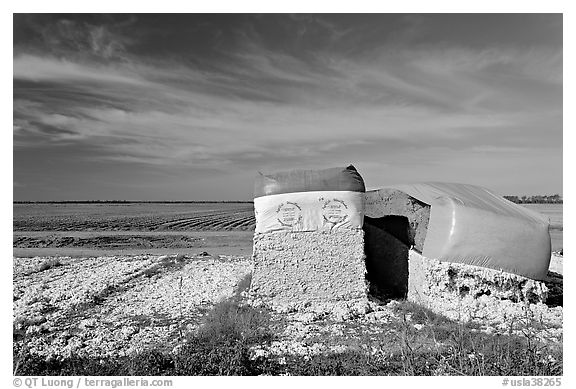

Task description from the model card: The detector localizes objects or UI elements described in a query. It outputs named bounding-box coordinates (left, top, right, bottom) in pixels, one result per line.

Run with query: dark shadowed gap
left=363, top=216, right=411, bottom=299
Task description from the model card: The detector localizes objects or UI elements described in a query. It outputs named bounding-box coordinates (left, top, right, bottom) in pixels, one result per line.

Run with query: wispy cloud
left=13, top=55, right=148, bottom=85
left=13, top=14, right=562, bottom=200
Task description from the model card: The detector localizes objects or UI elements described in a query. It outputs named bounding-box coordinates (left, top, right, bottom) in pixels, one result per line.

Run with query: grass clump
left=167, top=287, right=272, bottom=375
left=195, top=300, right=271, bottom=344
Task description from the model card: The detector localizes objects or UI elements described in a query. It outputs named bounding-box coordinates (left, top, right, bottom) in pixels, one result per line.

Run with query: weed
left=195, top=300, right=271, bottom=344
left=282, top=352, right=380, bottom=376
left=177, top=275, right=185, bottom=342
left=173, top=337, right=254, bottom=375
left=125, top=349, right=174, bottom=376
left=171, top=295, right=273, bottom=375
left=13, top=350, right=125, bottom=376
left=393, top=309, right=562, bottom=375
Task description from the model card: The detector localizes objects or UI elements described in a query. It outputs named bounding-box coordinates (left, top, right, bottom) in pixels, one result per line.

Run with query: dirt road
left=13, top=230, right=254, bottom=258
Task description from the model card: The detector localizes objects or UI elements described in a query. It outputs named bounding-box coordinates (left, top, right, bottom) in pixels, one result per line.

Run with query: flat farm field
left=14, top=202, right=255, bottom=231
left=13, top=202, right=256, bottom=257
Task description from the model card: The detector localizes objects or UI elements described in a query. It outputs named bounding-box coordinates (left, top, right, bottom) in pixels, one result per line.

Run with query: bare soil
left=13, top=203, right=255, bottom=257
left=13, top=203, right=256, bottom=231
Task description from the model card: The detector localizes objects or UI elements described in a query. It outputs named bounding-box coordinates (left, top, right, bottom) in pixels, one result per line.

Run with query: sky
left=13, top=14, right=563, bottom=201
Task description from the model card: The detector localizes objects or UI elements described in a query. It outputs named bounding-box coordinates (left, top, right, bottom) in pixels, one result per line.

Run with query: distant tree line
left=13, top=200, right=254, bottom=204
left=503, top=194, right=563, bottom=204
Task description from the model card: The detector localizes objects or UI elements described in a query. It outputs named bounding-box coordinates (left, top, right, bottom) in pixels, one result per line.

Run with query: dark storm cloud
left=13, top=14, right=562, bottom=200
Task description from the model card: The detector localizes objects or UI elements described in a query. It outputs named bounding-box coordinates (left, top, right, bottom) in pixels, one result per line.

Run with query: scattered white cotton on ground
left=248, top=300, right=408, bottom=360
left=13, top=251, right=563, bottom=361
left=13, top=254, right=252, bottom=360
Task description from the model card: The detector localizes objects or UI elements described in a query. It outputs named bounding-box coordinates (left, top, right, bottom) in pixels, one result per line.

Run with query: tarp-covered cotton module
left=388, top=182, right=551, bottom=280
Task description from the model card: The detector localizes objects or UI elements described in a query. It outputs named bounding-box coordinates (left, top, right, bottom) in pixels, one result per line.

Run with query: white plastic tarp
left=254, top=165, right=365, bottom=198
left=386, top=182, right=551, bottom=280
left=254, top=191, right=364, bottom=233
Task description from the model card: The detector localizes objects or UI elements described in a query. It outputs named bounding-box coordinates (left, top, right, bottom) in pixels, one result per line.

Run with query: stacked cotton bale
left=250, top=165, right=368, bottom=312
left=407, top=250, right=549, bottom=310
left=407, top=250, right=562, bottom=335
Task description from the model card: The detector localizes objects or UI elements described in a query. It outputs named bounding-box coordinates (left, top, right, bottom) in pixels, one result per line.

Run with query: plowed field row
left=154, top=212, right=255, bottom=230
left=13, top=203, right=256, bottom=232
